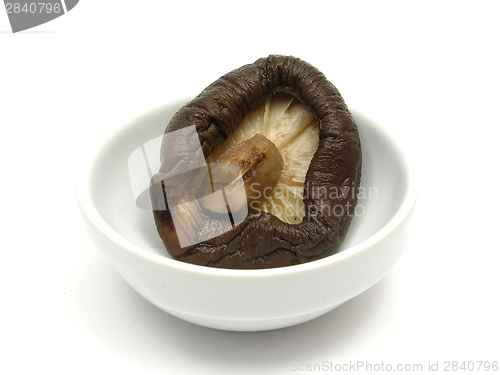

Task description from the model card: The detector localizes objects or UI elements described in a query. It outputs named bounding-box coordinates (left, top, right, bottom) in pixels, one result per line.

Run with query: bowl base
left=160, top=303, right=344, bottom=332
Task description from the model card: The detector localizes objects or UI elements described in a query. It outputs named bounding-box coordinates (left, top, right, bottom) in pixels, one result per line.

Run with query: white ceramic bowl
left=75, top=98, right=419, bottom=332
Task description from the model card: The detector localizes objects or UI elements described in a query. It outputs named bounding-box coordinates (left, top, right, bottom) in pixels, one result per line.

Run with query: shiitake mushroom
left=150, top=55, right=362, bottom=269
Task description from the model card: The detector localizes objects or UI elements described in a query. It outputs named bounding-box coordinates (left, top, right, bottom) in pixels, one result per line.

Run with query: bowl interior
left=87, top=99, right=409, bottom=261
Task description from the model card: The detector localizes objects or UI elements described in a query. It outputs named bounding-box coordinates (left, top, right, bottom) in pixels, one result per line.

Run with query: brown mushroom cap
left=150, top=55, right=362, bottom=269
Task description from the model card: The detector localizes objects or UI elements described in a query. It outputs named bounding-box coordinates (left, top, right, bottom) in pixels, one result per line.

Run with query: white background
left=1, top=1, right=499, bottom=374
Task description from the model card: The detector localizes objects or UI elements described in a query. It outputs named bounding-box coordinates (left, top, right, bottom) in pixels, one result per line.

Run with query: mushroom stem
left=199, top=134, right=284, bottom=214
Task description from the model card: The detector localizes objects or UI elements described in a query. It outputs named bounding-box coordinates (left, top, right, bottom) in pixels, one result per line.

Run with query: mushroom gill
left=206, top=92, right=319, bottom=225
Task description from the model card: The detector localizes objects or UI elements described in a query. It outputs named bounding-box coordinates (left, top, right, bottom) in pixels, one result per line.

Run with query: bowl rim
left=75, top=98, right=420, bottom=279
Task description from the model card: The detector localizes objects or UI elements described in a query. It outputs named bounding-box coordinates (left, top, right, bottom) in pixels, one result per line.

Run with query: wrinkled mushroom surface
left=150, top=55, right=362, bottom=269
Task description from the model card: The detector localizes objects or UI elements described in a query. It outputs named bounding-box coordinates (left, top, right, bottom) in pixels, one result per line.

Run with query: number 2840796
left=5, top=3, right=62, bottom=14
